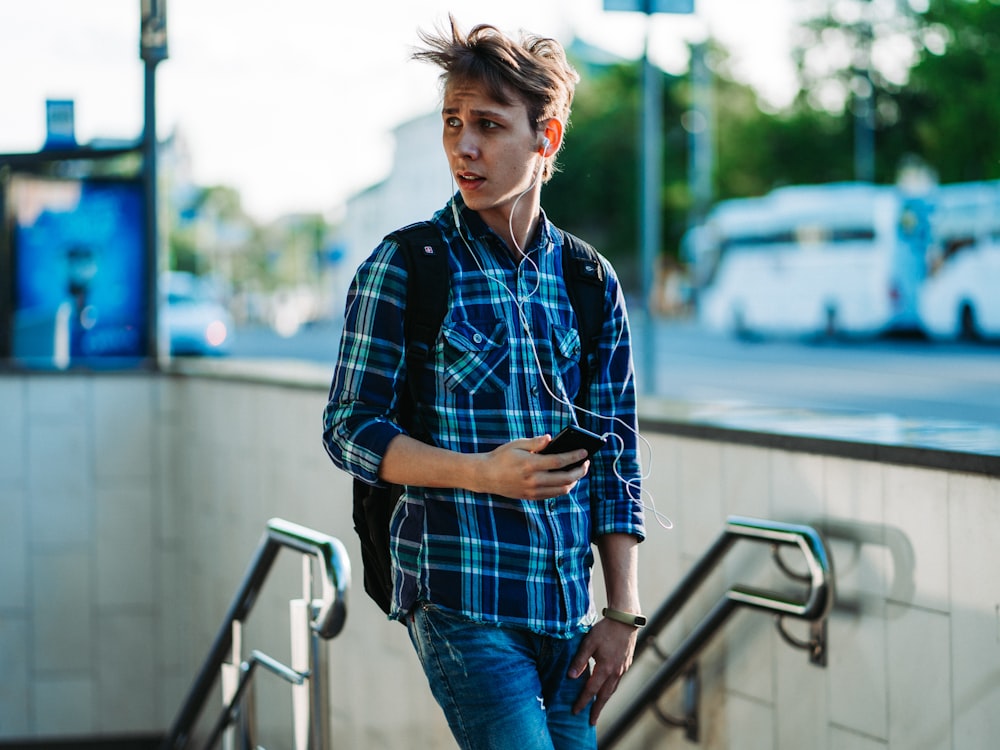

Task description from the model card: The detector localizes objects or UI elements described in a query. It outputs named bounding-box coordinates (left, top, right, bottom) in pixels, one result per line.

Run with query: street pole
left=140, top=0, right=168, bottom=365
left=688, top=41, right=713, bottom=227
left=854, top=0, right=875, bottom=182
left=639, top=14, right=662, bottom=395
left=604, top=0, right=694, bottom=394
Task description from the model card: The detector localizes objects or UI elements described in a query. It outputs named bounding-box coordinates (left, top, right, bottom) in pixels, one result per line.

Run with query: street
left=225, top=316, right=1000, bottom=429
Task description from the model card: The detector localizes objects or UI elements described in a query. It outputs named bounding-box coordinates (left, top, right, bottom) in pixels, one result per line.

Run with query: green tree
left=787, top=0, right=1000, bottom=184
left=897, top=0, right=1000, bottom=182
left=544, top=59, right=689, bottom=290
left=712, top=68, right=853, bottom=198
left=787, top=0, right=924, bottom=182
left=544, top=61, right=640, bottom=276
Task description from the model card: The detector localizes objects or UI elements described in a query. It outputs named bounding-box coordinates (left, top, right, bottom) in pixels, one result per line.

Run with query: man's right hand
left=379, top=433, right=588, bottom=500
left=474, top=435, right=589, bottom=500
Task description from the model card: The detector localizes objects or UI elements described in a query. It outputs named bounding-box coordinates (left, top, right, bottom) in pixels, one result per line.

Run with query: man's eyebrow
left=442, top=106, right=512, bottom=122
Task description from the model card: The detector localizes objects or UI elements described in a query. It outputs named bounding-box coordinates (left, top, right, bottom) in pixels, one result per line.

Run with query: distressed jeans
left=406, top=602, right=597, bottom=750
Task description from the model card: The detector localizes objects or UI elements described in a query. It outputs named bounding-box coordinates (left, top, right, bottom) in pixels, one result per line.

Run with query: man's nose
left=454, top=131, right=480, bottom=159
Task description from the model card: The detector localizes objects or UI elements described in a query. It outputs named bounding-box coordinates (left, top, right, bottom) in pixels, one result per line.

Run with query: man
left=323, top=17, right=645, bottom=750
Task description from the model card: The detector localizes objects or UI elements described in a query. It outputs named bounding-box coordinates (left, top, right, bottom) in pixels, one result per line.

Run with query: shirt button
left=473, top=333, right=483, bottom=344
left=531, top=385, right=539, bottom=397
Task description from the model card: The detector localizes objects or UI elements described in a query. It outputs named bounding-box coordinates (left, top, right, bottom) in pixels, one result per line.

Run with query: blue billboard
left=11, top=175, right=148, bottom=366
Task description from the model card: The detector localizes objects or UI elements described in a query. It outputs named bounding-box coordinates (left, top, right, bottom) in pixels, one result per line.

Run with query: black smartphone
left=539, top=425, right=606, bottom=470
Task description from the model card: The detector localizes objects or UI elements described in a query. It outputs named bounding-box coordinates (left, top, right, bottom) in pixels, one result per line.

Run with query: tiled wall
left=1, top=370, right=997, bottom=748
left=0, top=374, right=162, bottom=737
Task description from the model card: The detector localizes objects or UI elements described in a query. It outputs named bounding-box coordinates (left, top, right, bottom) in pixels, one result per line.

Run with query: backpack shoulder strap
left=560, top=229, right=606, bottom=403
left=385, top=221, right=449, bottom=411
left=350, top=222, right=447, bottom=618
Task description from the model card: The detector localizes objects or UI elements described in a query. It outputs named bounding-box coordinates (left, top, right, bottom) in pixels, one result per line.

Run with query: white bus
left=919, top=180, right=1000, bottom=340
left=685, top=183, right=933, bottom=338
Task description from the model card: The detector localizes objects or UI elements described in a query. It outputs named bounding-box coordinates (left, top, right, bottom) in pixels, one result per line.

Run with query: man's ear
left=540, top=118, right=564, bottom=157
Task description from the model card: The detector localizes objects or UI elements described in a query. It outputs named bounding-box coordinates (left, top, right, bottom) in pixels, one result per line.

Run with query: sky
left=1, top=0, right=795, bottom=222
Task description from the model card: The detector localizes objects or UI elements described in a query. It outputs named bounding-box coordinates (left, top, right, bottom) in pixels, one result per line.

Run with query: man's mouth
left=457, top=172, right=484, bottom=185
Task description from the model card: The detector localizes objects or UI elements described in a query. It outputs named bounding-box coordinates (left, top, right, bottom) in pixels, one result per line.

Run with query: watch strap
left=602, top=607, right=647, bottom=628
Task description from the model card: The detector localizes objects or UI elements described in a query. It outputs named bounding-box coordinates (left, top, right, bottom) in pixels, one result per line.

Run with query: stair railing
left=162, top=517, right=350, bottom=750
left=599, top=515, right=833, bottom=748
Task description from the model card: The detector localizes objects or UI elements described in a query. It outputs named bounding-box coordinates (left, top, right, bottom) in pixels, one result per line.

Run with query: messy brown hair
left=413, top=15, right=579, bottom=181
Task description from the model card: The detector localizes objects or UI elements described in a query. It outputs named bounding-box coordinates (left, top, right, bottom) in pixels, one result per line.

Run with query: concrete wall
left=1, top=367, right=998, bottom=749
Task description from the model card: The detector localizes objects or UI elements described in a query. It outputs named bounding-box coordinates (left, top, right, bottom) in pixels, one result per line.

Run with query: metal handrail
left=162, top=518, right=351, bottom=749
left=599, top=515, right=834, bottom=748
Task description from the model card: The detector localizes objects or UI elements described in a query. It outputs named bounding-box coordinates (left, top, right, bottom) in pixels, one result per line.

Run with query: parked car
left=163, top=271, right=233, bottom=355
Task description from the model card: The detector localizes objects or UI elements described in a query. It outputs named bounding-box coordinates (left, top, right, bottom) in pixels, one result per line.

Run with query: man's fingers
left=588, top=677, right=621, bottom=725
left=572, top=671, right=620, bottom=722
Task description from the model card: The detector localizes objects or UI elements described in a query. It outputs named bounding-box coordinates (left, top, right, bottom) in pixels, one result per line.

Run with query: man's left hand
left=568, top=617, right=638, bottom=725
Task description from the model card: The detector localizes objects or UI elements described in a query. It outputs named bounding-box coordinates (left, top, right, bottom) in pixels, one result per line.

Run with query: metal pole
left=688, top=42, right=713, bottom=226
left=854, top=2, right=875, bottom=182
left=639, top=11, right=662, bottom=394
left=140, top=0, right=167, bottom=366
left=142, top=60, right=159, bottom=364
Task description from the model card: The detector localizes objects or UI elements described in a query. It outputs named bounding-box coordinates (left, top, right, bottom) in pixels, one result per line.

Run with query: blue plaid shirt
left=323, top=195, right=644, bottom=636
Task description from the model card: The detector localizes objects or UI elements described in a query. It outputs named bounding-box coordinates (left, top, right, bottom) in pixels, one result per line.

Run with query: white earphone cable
left=449, top=159, right=671, bottom=530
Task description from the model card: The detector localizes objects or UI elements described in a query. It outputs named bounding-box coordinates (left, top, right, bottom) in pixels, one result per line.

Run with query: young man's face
left=441, top=79, right=544, bottom=228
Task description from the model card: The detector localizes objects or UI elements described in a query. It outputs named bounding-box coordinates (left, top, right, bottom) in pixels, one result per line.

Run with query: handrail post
left=290, top=557, right=331, bottom=750
left=309, top=602, right=331, bottom=749
left=220, top=620, right=242, bottom=750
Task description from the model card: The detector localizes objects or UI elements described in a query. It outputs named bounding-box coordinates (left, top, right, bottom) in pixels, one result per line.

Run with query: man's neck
left=479, top=196, right=542, bottom=259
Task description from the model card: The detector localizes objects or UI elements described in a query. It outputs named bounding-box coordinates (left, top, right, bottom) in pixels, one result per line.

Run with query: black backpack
left=352, top=221, right=607, bottom=615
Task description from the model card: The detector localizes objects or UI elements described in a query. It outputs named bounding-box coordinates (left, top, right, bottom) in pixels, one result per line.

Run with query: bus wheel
left=824, top=306, right=839, bottom=339
left=732, top=307, right=752, bottom=340
left=959, top=303, right=981, bottom=341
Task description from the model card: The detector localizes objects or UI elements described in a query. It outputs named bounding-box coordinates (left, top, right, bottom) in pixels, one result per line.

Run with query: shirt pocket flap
left=552, top=324, right=582, bottom=364
left=442, top=320, right=505, bottom=353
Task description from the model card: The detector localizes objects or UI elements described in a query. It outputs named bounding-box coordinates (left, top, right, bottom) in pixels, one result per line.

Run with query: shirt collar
left=449, top=192, right=556, bottom=258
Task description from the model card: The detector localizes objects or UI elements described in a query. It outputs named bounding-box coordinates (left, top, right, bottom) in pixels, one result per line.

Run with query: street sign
left=603, top=0, right=694, bottom=13
left=44, top=99, right=76, bottom=150
left=140, top=0, right=168, bottom=62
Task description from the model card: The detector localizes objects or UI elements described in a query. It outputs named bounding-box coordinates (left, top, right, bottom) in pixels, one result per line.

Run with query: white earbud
left=540, top=136, right=551, bottom=156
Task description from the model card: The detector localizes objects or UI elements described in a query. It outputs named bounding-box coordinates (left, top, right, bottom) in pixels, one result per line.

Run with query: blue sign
left=604, top=0, right=695, bottom=12
left=44, top=99, right=77, bottom=150
left=11, top=176, right=148, bottom=366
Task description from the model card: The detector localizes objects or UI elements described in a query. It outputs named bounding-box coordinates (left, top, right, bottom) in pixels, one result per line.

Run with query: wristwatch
left=602, top=607, right=647, bottom=628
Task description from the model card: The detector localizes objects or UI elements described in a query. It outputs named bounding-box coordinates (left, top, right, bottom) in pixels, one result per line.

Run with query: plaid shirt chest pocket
left=550, top=323, right=583, bottom=399
left=441, top=319, right=510, bottom=394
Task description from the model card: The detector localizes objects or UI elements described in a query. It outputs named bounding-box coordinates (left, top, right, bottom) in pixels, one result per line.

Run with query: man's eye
left=480, top=120, right=499, bottom=130
left=445, top=117, right=461, bottom=128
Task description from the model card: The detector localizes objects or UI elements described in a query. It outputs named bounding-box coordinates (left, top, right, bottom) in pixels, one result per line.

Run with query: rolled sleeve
left=322, top=241, right=410, bottom=486
left=584, top=262, right=646, bottom=543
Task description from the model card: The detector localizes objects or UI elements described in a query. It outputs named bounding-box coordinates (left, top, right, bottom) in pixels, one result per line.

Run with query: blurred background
left=3, top=0, right=999, bottom=430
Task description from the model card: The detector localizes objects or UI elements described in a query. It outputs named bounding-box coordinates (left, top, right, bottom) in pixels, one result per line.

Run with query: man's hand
left=568, top=617, right=638, bottom=725
left=473, top=435, right=590, bottom=500
left=379, top=433, right=587, bottom=498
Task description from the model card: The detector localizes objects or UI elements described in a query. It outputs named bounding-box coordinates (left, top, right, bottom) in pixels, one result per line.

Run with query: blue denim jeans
left=406, top=602, right=597, bottom=750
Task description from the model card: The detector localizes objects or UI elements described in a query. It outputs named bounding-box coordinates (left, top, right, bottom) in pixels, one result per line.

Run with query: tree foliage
left=543, top=61, right=640, bottom=278
left=898, top=0, right=1000, bottom=181
left=789, top=0, right=1000, bottom=183
left=544, top=59, right=689, bottom=288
